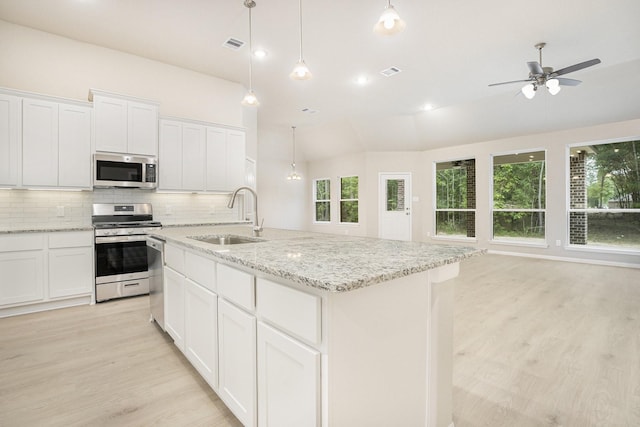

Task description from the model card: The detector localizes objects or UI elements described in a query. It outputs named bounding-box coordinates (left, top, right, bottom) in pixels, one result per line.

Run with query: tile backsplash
left=0, top=189, right=244, bottom=228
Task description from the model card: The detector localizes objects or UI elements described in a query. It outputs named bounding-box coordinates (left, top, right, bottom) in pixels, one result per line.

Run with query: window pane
left=493, top=152, right=546, bottom=209
left=316, top=179, right=330, bottom=201
left=386, top=179, right=405, bottom=211
left=315, top=202, right=330, bottom=222
left=341, top=176, right=358, bottom=199
left=436, top=166, right=468, bottom=209
left=340, top=201, right=358, bottom=223
left=436, top=211, right=475, bottom=238
left=493, top=211, right=545, bottom=241
left=570, top=212, right=640, bottom=249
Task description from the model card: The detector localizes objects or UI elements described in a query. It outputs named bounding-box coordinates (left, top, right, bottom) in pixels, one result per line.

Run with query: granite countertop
left=0, top=225, right=94, bottom=234
left=151, top=224, right=484, bottom=293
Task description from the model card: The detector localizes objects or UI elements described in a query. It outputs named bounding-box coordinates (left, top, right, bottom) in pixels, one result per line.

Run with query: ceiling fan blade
left=552, top=58, right=601, bottom=76
left=556, top=77, right=582, bottom=86
left=488, top=79, right=531, bottom=87
left=527, top=61, right=544, bottom=75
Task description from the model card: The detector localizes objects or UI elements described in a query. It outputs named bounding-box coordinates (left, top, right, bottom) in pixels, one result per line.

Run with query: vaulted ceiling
left=1, top=0, right=639, bottom=161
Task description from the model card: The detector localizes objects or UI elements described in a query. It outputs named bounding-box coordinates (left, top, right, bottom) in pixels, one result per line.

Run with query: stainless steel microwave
left=94, top=153, right=157, bottom=189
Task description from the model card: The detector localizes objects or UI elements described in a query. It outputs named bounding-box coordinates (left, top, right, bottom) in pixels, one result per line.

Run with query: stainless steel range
left=92, top=203, right=162, bottom=302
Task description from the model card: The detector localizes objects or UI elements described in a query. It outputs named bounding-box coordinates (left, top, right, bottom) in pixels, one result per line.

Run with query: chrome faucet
left=228, top=186, right=263, bottom=237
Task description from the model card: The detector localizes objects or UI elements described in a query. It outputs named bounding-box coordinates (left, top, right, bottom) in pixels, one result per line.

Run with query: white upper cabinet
left=0, top=93, right=21, bottom=187
left=206, top=127, right=246, bottom=191
left=159, top=118, right=245, bottom=192
left=91, top=90, right=158, bottom=156
left=22, top=97, right=92, bottom=189
left=158, top=119, right=206, bottom=191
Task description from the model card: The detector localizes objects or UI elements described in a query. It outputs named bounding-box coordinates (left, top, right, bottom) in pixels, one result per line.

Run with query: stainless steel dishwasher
left=147, top=236, right=165, bottom=331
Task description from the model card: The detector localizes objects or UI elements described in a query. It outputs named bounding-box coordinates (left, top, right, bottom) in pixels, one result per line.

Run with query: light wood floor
left=451, top=254, right=640, bottom=427
left=0, top=254, right=638, bottom=426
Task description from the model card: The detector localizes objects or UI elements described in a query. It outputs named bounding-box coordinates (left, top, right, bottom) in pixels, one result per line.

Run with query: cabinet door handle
left=124, top=282, right=139, bottom=287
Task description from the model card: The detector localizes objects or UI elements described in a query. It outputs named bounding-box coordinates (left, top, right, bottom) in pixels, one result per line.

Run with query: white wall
left=257, top=127, right=308, bottom=231
left=307, top=119, right=640, bottom=266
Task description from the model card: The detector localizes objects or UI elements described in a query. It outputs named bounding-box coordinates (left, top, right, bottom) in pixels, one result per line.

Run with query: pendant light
left=290, top=0, right=312, bottom=80
left=241, top=0, right=259, bottom=106
left=373, top=0, right=406, bottom=35
left=287, top=126, right=302, bottom=180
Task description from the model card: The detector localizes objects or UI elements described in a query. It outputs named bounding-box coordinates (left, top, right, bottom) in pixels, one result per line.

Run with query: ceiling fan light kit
left=490, top=42, right=601, bottom=100
left=374, top=1, right=406, bottom=35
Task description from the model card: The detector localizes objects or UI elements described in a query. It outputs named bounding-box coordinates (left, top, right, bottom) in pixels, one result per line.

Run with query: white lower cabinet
left=164, top=266, right=186, bottom=352
left=184, top=278, right=218, bottom=389
left=257, top=322, right=320, bottom=427
left=218, top=298, right=257, bottom=427
left=0, top=232, right=93, bottom=315
left=48, top=232, right=93, bottom=299
left=0, top=248, right=45, bottom=306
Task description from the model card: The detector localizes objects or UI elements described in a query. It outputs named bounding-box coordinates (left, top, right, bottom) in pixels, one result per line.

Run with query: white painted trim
left=0, top=295, right=92, bottom=318
left=487, top=249, right=640, bottom=269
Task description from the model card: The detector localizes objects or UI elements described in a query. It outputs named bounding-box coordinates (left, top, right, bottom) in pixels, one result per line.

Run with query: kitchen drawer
left=185, top=251, right=216, bottom=292
left=256, top=278, right=321, bottom=346
left=0, top=233, right=45, bottom=252
left=217, top=263, right=254, bottom=311
left=48, top=231, right=93, bottom=248
left=165, top=244, right=185, bottom=274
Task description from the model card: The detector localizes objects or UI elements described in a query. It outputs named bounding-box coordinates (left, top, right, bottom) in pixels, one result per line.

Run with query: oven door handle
left=95, top=235, right=149, bottom=244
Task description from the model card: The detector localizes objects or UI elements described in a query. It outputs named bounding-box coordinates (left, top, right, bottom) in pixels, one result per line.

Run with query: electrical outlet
left=56, top=206, right=65, bottom=217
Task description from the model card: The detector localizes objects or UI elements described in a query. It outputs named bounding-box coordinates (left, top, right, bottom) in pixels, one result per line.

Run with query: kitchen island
left=151, top=224, right=483, bottom=427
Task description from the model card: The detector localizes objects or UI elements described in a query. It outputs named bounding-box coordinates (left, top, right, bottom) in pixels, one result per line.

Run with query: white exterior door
left=378, top=173, right=412, bottom=241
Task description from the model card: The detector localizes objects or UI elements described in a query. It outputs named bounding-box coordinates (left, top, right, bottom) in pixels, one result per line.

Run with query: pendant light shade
left=374, top=1, right=406, bottom=35
left=287, top=126, right=302, bottom=180
left=521, top=83, right=537, bottom=99
left=290, top=0, right=312, bottom=80
left=241, top=0, right=259, bottom=106
left=546, top=78, right=561, bottom=95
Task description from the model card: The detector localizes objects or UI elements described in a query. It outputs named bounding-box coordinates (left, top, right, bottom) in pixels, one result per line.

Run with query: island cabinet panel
left=164, top=266, right=186, bottom=352
left=164, top=244, right=185, bottom=274
left=184, top=278, right=218, bottom=390
left=218, top=299, right=257, bottom=427
left=185, top=251, right=216, bottom=292
left=256, top=278, right=321, bottom=346
left=0, top=93, right=20, bottom=187
left=257, top=321, right=320, bottom=427
left=217, top=263, right=254, bottom=311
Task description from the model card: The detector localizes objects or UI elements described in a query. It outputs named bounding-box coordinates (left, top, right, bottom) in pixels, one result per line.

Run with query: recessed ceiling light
left=355, top=76, right=369, bottom=85
left=422, top=103, right=434, bottom=112
left=253, top=48, right=267, bottom=59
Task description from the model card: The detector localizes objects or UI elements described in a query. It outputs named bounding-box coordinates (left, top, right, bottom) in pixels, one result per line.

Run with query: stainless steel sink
left=188, top=234, right=265, bottom=245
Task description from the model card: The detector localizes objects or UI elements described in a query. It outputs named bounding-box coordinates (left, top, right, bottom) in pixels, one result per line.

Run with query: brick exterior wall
left=569, top=153, right=587, bottom=244
left=466, top=160, right=476, bottom=238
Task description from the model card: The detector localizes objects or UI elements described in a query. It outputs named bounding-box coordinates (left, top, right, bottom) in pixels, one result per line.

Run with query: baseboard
left=487, top=250, right=640, bottom=269
left=0, top=295, right=92, bottom=318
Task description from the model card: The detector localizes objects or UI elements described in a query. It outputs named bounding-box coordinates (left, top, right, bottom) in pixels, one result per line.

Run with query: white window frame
left=313, top=178, right=331, bottom=224
left=490, top=149, right=548, bottom=247
left=566, top=138, right=640, bottom=254
left=339, top=175, right=359, bottom=225
left=432, top=158, right=477, bottom=242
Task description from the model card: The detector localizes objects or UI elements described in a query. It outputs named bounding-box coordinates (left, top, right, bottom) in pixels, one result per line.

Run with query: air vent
left=301, top=107, right=318, bottom=114
left=223, top=37, right=245, bottom=50
left=380, top=66, right=402, bottom=77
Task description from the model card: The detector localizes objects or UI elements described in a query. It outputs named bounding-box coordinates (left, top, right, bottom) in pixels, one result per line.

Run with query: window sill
left=431, top=235, right=477, bottom=244
left=490, top=239, right=549, bottom=249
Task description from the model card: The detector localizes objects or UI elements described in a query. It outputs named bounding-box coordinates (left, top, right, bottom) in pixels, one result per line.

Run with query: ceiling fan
left=489, top=42, right=601, bottom=99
